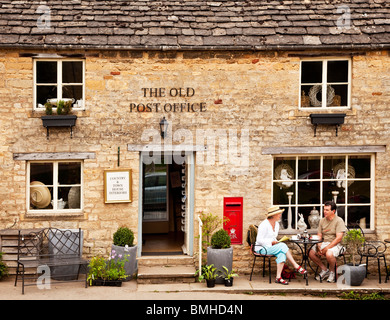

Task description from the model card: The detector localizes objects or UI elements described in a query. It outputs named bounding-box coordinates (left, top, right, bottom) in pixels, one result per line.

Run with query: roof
left=0, top=0, right=389, bottom=51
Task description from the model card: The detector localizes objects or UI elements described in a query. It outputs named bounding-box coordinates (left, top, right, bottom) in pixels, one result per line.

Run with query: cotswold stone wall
left=0, top=49, right=389, bottom=273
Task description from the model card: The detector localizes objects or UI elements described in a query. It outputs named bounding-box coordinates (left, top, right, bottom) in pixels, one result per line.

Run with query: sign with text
left=104, top=169, right=132, bottom=203
left=130, top=87, right=207, bottom=113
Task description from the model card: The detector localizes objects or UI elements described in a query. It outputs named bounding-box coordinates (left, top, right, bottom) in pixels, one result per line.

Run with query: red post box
left=223, top=197, right=243, bottom=245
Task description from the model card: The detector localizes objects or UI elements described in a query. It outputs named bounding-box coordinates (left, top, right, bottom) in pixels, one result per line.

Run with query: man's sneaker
left=315, top=269, right=329, bottom=281
left=327, top=271, right=336, bottom=283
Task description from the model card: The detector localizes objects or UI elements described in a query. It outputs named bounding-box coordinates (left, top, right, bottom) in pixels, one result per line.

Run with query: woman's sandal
left=275, top=277, right=289, bottom=285
left=296, top=265, right=307, bottom=275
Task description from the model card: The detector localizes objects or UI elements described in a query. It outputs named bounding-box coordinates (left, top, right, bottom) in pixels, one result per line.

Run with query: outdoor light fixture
left=159, top=117, right=168, bottom=138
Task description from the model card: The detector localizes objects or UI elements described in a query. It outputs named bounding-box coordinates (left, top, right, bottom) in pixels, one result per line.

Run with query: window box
left=41, top=115, right=77, bottom=139
left=310, top=113, right=346, bottom=136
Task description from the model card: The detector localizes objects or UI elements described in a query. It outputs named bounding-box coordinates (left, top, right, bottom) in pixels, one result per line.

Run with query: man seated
left=308, top=201, right=346, bottom=283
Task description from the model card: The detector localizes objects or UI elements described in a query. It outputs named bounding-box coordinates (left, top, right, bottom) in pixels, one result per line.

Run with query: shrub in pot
left=207, top=228, right=233, bottom=284
left=111, top=226, right=137, bottom=280
left=222, top=265, right=238, bottom=287
left=196, top=264, right=218, bottom=288
left=341, top=229, right=366, bottom=286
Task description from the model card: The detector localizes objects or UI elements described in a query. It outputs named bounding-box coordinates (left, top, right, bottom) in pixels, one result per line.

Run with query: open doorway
left=141, top=157, right=186, bottom=255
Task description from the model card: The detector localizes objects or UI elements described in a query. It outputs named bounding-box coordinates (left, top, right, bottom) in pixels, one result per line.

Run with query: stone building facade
left=0, top=0, right=389, bottom=274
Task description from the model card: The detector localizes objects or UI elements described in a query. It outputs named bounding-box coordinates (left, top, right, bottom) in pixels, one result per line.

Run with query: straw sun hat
left=30, top=181, right=51, bottom=208
left=266, top=205, right=284, bottom=218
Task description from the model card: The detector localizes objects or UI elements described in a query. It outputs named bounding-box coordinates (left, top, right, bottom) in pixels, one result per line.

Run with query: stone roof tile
left=0, top=0, right=388, bottom=50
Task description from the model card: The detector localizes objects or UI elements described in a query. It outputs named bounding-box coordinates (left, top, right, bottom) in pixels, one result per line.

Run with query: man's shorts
left=310, top=242, right=345, bottom=258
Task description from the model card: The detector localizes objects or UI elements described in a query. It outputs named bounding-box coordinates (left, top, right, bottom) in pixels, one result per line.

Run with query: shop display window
left=273, top=155, right=373, bottom=230
left=28, top=161, right=82, bottom=213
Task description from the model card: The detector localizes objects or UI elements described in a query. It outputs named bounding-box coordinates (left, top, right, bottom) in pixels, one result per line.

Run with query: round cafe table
left=289, top=237, right=322, bottom=286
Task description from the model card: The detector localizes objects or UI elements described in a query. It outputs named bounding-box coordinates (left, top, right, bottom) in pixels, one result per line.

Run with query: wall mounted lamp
left=159, top=117, right=168, bottom=138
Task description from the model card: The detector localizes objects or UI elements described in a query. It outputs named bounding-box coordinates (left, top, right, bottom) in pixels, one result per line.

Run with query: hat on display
left=30, top=181, right=51, bottom=208
left=266, top=205, right=284, bottom=218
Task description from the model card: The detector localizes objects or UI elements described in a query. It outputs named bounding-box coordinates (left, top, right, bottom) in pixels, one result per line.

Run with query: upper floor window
left=300, top=58, right=351, bottom=109
left=34, top=59, right=85, bottom=111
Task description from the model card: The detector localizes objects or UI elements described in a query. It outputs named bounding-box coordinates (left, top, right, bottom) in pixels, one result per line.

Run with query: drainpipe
left=197, top=214, right=203, bottom=272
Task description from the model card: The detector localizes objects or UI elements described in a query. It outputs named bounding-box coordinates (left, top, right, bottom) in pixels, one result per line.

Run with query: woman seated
left=255, top=205, right=307, bottom=285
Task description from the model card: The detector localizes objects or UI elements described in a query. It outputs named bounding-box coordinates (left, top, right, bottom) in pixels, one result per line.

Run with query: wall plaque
left=104, top=169, right=132, bottom=203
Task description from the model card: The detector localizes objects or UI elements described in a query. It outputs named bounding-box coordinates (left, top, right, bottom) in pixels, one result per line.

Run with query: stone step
left=137, top=255, right=195, bottom=267
left=137, top=255, right=196, bottom=284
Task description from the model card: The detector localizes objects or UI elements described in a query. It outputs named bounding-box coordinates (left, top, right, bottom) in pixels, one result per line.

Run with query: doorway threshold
left=142, top=251, right=183, bottom=256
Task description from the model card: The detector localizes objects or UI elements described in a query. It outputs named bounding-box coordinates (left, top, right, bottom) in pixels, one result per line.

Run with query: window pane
left=58, top=162, right=81, bottom=185
left=347, top=206, right=370, bottom=229
left=348, top=181, right=370, bottom=204
left=297, top=206, right=314, bottom=229
left=301, top=85, right=323, bottom=107
left=328, top=84, right=348, bottom=107
left=327, top=60, right=348, bottom=83
left=62, top=61, right=83, bottom=83
left=298, top=157, right=320, bottom=180
left=323, top=182, right=346, bottom=204
left=30, top=186, right=53, bottom=210
left=68, top=186, right=81, bottom=209
left=274, top=158, right=295, bottom=181
left=273, top=182, right=295, bottom=205
left=301, top=61, right=322, bottom=83
left=349, top=156, right=371, bottom=178
left=298, top=181, right=320, bottom=204
left=323, top=156, right=344, bottom=179
left=30, top=163, right=53, bottom=185
left=36, top=85, right=57, bottom=106
left=62, top=85, right=83, bottom=100
left=36, top=61, right=57, bottom=83
left=280, top=205, right=294, bottom=229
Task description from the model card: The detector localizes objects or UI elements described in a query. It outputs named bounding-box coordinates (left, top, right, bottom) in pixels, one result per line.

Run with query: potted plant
left=87, top=253, right=129, bottom=286
left=342, top=229, right=366, bottom=286
left=207, top=228, right=233, bottom=284
left=222, top=265, right=238, bottom=287
left=111, top=226, right=137, bottom=280
left=196, top=264, right=218, bottom=288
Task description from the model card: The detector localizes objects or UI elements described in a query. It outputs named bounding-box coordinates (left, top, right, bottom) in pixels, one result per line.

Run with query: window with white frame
left=34, top=59, right=85, bottom=110
left=28, top=161, right=83, bottom=213
left=273, top=155, right=373, bottom=230
left=300, top=58, right=351, bottom=108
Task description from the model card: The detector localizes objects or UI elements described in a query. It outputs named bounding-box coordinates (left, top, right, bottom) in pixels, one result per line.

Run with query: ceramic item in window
left=297, top=213, right=307, bottom=232
left=308, top=207, right=320, bottom=229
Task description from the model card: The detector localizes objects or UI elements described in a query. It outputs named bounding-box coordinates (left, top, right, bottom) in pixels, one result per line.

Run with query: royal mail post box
left=223, top=197, right=243, bottom=245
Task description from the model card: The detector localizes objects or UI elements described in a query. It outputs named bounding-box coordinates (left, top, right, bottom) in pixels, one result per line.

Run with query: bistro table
left=290, top=237, right=322, bottom=286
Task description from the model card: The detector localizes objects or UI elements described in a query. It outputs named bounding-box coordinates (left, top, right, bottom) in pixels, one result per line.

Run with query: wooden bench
left=14, top=228, right=89, bottom=294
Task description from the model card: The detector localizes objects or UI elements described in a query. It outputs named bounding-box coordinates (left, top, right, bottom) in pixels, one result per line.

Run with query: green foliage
left=44, top=102, right=53, bottom=115
left=343, top=229, right=365, bottom=266
left=211, top=228, right=231, bottom=249
left=87, top=252, right=129, bottom=286
left=0, top=252, right=9, bottom=280
left=222, top=266, right=238, bottom=280
left=57, top=100, right=64, bottom=115
left=63, top=100, right=73, bottom=115
left=195, top=264, right=217, bottom=282
left=340, top=291, right=387, bottom=300
left=113, top=226, right=134, bottom=247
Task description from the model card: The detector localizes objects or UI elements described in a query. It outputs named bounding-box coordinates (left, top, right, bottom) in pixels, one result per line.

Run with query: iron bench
left=14, top=227, right=89, bottom=294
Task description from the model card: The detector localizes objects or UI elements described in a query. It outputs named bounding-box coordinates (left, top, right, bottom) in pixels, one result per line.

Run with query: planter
left=206, top=279, right=216, bottom=288
left=224, top=278, right=234, bottom=287
left=207, top=246, right=233, bottom=284
left=341, top=264, right=366, bottom=286
left=111, top=244, right=138, bottom=281
left=90, top=279, right=122, bottom=287
left=41, top=115, right=77, bottom=139
left=309, top=113, right=346, bottom=137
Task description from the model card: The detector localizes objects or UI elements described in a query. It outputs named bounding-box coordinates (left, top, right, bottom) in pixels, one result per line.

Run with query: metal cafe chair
left=358, top=240, right=388, bottom=284
left=247, top=225, right=273, bottom=283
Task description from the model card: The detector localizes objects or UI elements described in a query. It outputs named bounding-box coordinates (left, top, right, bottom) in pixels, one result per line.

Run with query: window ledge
left=24, top=211, right=86, bottom=220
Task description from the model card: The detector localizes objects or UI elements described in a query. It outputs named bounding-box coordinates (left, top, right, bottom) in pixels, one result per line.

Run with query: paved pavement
left=1, top=272, right=389, bottom=300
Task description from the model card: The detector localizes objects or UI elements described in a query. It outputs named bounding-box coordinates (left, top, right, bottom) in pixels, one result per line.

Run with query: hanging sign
left=104, top=169, right=132, bottom=203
